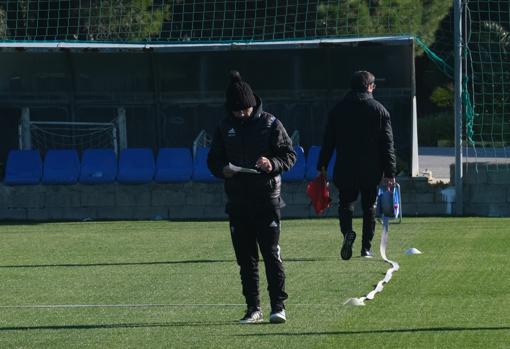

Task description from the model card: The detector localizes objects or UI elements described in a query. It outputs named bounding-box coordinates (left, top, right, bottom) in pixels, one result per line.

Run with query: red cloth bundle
left=306, top=174, right=332, bottom=215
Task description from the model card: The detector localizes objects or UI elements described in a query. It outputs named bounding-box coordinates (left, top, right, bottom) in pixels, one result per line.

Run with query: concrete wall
left=0, top=163, right=508, bottom=221
left=451, top=163, right=510, bottom=217
left=0, top=176, right=456, bottom=221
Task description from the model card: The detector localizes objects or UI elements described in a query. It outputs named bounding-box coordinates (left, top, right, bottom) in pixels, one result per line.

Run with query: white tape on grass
left=344, top=217, right=399, bottom=306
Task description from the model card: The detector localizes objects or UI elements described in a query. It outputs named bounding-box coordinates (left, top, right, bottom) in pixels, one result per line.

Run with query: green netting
left=0, top=1, right=508, bottom=166
left=416, top=37, right=475, bottom=146
left=465, top=0, right=510, bottom=161
left=0, top=1, right=450, bottom=44
left=417, top=0, right=509, bottom=169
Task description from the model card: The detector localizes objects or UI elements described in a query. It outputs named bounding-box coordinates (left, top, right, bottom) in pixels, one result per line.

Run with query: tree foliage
left=0, top=0, right=169, bottom=41
left=0, top=0, right=452, bottom=43
left=83, top=0, right=169, bottom=41
left=315, top=0, right=451, bottom=44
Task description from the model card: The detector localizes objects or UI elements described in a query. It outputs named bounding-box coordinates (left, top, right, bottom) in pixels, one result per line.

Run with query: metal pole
left=454, top=0, right=464, bottom=215
left=20, top=107, right=31, bottom=150
left=112, top=126, right=118, bottom=157
left=411, top=39, right=419, bottom=176
left=116, top=107, right=128, bottom=150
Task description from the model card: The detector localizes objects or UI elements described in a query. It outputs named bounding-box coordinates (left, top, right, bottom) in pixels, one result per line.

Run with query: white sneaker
left=361, top=249, right=374, bottom=258
left=269, top=309, right=286, bottom=324
left=239, top=307, right=263, bottom=324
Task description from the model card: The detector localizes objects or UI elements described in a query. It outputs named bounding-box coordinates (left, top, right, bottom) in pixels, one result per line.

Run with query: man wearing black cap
left=208, top=71, right=296, bottom=324
left=317, top=70, right=396, bottom=260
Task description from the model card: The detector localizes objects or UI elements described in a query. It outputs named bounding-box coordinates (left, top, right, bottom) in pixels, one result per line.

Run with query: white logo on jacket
left=228, top=128, right=236, bottom=137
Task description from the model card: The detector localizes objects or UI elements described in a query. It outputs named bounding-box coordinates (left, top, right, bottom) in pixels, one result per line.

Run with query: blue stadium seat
left=4, top=149, right=42, bottom=185
left=192, top=147, right=219, bottom=182
left=282, top=145, right=306, bottom=181
left=117, top=148, right=155, bottom=184
left=305, top=146, right=336, bottom=180
left=305, top=146, right=321, bottom=180
left=155, top=147, right=193, bottom=182
left=79, top=148, right=117, bottom=184
left=42, top=149, right=80, bottom=184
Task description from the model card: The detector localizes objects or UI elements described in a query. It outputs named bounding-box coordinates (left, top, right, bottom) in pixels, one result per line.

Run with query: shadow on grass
left=0, top=259, right=233, bottom=269
left=0, top=257, right=327, bottom=269
left=237, top=325, right=510, bottom=336
left=0, top=320, right=240, bottom=332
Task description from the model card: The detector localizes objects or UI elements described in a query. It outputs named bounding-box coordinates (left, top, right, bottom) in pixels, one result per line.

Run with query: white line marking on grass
left=0, top=303, right=345, bottom=309
left=0, top=304, right=244, bottom=309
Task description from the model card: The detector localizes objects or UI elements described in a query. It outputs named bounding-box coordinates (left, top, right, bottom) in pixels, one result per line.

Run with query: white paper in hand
left=228, top=162, right=260, bottom=174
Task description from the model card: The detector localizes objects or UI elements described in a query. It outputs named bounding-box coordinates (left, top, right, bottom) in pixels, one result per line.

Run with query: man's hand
left=255, top=157, right=273, bottom=173
left=222, top=165, right=236, bottom=178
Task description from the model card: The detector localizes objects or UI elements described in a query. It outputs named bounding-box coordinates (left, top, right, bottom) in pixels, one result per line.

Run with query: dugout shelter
left=0, top=36, right=418, bottom=177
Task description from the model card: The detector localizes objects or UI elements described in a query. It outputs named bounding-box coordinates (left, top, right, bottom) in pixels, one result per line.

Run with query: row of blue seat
left=3, top=146, right=335, bottom=185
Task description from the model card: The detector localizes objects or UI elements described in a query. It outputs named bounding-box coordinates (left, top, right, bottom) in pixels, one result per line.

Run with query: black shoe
left=361, top=249, right=374, bottom=258
left=239, top=307, right=263, bottom=324
left=340, top=231, right=356, bottom=260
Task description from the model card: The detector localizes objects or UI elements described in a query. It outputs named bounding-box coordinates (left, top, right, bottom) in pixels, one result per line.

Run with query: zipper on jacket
left=240, top=121, right=247, bottom=166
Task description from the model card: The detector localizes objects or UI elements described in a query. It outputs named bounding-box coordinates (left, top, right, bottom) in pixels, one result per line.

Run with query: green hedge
left=418, top=112, right=454, bottom=146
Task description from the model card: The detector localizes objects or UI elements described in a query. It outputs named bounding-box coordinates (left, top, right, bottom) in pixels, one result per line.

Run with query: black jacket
left=208, top=96, right=296, bottom=206
left=317, top=91, right=396, bottom=188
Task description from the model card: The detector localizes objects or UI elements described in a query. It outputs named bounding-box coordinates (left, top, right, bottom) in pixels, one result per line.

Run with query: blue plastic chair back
left=42, top=149, right=80, bottom=184
left=4, top=149, right=42, bottom=185
left=282, top=145, right=306, bottom=181
left=192, top=147, right=218, bottom=182
left=79, top=149, right=117, bottom=184
left=305, top=146, right=320, bottom=180
left=305, top=146, right=336, bottom=180
left=155, top=147, right=193, bottom=182
left=117, top=148, right=155, bottom=184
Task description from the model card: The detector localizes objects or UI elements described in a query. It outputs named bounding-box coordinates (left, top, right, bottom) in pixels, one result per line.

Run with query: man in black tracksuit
left=317, top=71, right=396, bottom=260
left=207, top=71, right=296, bottom=324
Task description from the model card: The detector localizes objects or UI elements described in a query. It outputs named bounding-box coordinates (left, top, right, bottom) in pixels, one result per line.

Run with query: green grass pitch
left=0, top=218, right=509, bottom=348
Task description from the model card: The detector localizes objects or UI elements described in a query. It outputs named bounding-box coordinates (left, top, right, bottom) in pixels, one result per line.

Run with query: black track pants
left=338, top=185, right=378, bottom=251
left=228, top=204, right=287, bottom=311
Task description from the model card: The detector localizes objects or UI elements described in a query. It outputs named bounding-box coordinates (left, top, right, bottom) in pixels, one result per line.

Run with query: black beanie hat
left=225, top=70, right=257, bottom=111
